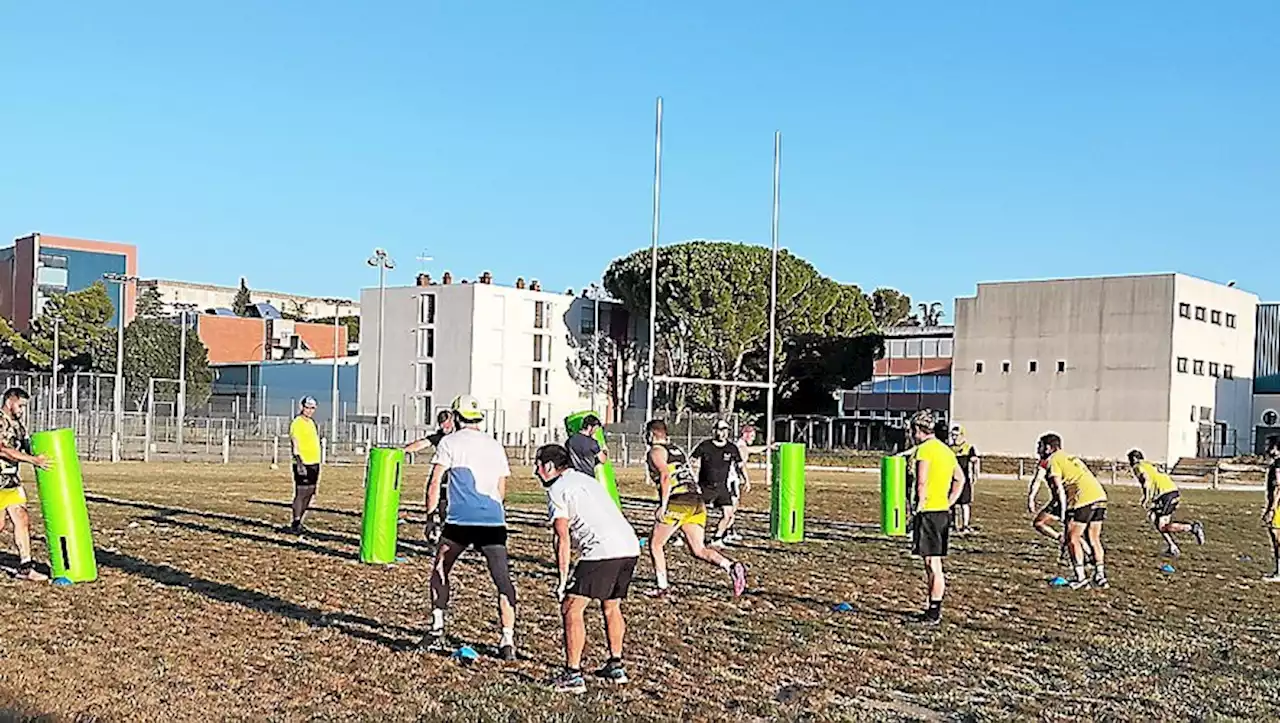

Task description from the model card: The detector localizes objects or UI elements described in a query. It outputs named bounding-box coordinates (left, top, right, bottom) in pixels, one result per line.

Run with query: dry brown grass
left=0, top=462, right=1278, bottom=721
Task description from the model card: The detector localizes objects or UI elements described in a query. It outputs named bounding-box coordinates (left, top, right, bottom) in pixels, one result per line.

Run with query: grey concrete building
left=952, top=273, right=1257, bottom=463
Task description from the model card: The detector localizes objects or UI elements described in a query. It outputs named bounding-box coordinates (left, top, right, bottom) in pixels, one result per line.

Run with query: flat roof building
left=0, top=233, right=138, bottom=330
left=952, top=273, right=1256, bottom=463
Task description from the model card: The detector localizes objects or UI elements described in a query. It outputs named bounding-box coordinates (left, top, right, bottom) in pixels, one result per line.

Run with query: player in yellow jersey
left=906, top=411, right=965, bottom=625
left=1263, top=437, right=1280, bottom=582
left=1039, top=433, right=1108, bottom=590
left=288, top=396, right=323, bottom=535
left=1127, top=449, right=1205, bottom=557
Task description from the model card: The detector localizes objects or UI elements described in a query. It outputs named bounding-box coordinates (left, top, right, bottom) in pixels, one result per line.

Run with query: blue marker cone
left=1049, top=576, right=1069, bottom=587
left=52, top=577, right=73, bottom=587
left=1160, top=563, right=1175, bottom=574
left=831, top=602, right=853, bottom=613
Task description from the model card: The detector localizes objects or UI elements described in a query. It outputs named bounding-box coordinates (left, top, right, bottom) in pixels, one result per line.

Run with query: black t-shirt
left=691, top=439, right=742, bottom=489
left=566, top=433, right=603, bottom=477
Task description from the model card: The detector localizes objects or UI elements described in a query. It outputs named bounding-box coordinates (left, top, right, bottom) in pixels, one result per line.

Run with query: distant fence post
left=1018, top=458, right=1024, bottom=480
left=1213, top=461, right=1220, bottom=490
left=273, top=436, right=280, bottom=466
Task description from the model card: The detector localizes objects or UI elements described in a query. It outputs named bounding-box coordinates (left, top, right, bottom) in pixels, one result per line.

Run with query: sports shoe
left=726, top=531, right=746, bottom=543
left=1192, top=521, right=1206, bottom=545
left=552, top=669, right=587, bottom=694
left=729, top=561, right=748, bottom=597
left=499, top=644, right=517, bottom=662
left=1068, top=578, right=1091, bottom=591
left=906, top=611, right=941, bottom=626
left=594, top=658, right=629, bottom=685
left=1164, top=546, right=1181, bottom=558
left=709, top=536, right=727, bottom=549
left=1093, top=575, right=1110, bottom=590
left=416, top=628, right=449, bottom=653
left=1263, top=574, right=1280, bottom=583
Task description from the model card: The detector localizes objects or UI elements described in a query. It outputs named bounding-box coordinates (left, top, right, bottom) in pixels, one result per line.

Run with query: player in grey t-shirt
left=566, top=415, right=607, bottom=477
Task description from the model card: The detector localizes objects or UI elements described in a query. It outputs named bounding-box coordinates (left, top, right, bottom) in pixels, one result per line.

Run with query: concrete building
left=838, top=325, right=954, bottom=448
left=138, top=278, right=359, bottom=319
left=952, top=274, right=1256, bottom=463
left=210, top=358, right=358, bottom=424
left=1251, top=303, right=1280, bottom=452
left=195, top=313, right=349, bottom=365
left=358, top=274, right=626, bottom=443
left=0, top=233, right=138, bottom=330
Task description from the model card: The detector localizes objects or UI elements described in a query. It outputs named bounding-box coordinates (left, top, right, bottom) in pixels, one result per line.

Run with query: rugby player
left=0, top=388, right=49, bottom=581
left=949, top=425, right=979, bottom=534
left=1263, top=436, right=1280, bottom=582
left=906, top=410, right=965, bottom=625
left=1127, top=449, right=1205, bottom=557
left=691, top=420, right=746, bottom=547
left=1040, top=433, right=1108, bottom=590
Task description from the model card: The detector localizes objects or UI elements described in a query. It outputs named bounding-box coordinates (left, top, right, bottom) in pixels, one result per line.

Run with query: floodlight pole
left=104, top=272, right=138, bottom=459
left=766, top=131, right=781, bottom=484
left=368, top=249, right=395, bottom=444
left=645, top=96, right=663, bottom=423
left=174, top=302, right=197, bottom=454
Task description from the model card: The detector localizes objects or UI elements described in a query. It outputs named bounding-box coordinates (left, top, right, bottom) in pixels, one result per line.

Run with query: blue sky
left=3, top=1, right=1278, bottom=313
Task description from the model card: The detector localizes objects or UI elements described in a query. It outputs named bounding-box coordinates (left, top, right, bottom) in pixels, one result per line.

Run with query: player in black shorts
left=404, top=409, right=455, bottom=543
left=691, top=420, right=746, bottom=547
left=949, top=425, right=979, bottom=534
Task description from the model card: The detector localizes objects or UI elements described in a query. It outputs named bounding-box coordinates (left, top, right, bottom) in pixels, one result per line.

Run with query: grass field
left=1, top=462, right=1279, bottom=722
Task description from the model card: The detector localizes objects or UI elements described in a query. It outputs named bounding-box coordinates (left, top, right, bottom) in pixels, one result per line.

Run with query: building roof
left=881, top=325, right=954, bottom=338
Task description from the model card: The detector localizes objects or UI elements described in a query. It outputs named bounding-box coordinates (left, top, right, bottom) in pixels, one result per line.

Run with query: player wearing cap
left=645, top=419, right=748, bottom=598
left=1127, top=449, right=1204, bottom=558
left=905, top=410, right=965, bottom=625
left=1040, top=433, right=1108, bottom=590
left=534, top=444, right=640, bottom=694
left=691, top=420, right=747, bottom=547
left=949, top=425, right=979, bottom=534
left=0, top=388, right=50, bottom=581
left=1263, top=436, right=1280, bottom=582
left=422, top=395, right=518, bottom=660
left=288, top=396, right=322, bottom=535
left=405, top=409, right=456, bottom=543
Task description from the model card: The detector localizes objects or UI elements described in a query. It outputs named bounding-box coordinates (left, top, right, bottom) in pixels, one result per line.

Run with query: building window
left=920, top=376, right=936, bottom=393
left=1176, top=357, right=1188, bottom=373
left=534, top=301, right=546, bottom=329
left=1178, top=303, right=1191, bottom=319
left=1195, top=306, right=1206, bottom=321
left=1001, top=361, right=1011, bottom=374
left=905, top=339, right=923, bottom=358
left=1193, top=360, right=1205, bottom=376
left=1209, top=362, right=1220, bottom=377
left=938, top=339, right=954, bottom=357
left=1224, top=364, right=1234, bottom=380
left=1028, top=360, right=1038, bottom=373
left=420, top=396, right=433, bottom=426
left=887, top=340, right=906, bottom=359
left=532, top=367, right=543, bottom=395
left=1264, top=409, right=1279, bottom=426
left=1226, top=313, right=1237, bottom=329
left=533, top=334, right=544, bottom=362
left=529, top=400, right=543, bottom=428
left=904, top=376, right=920, bottom=393
left=36, top=254, right=69, bottom=290
left=417, top=363, right=434, bottom=392
left=921, top=339, right=939, bottom=358
left=1211, top=310, right=1222, bottom=325
left=419, top=294, right=436, bottom=324
left=1190, top=405, right=1196, bottom=422
left=580, top=308, right=595, bottom=335
left=887, top=377, right=905, bottom=393
left=1200, top=406, right=1213, bottom=422
left=936, top=375, right=951, bottom=393
left=418, top=328, right=435, bottom=358
left=974, top=361, right=984, bottom=374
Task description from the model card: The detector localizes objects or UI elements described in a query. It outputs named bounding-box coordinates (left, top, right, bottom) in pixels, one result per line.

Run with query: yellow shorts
left=0, top=485, right=27, bottom=509
left=661, top=499, right=707, bottom=528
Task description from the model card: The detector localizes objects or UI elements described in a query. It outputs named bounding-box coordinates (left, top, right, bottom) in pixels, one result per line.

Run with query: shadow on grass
left=94, top=548, right=421, bottom=650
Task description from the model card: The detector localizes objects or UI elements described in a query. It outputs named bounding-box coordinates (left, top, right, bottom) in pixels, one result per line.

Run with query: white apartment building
left=358, top=278, right=608, bottom=443
left=952, top=273, right=1257, bottom=463
left=139, top=278, right=359, bottom=319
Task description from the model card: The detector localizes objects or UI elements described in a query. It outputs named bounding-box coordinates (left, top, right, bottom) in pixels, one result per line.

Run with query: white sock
left=655, top=570, right=668, bottom=589
left=431, top=609, right=445, bottom=632
left=500, top=627, right=514, bottom=647
left=1073, top=565, right=1086, bottom=582
left=719, top=559, right=733, bottom=573
left=1095, top=564, right=1106, bottom=579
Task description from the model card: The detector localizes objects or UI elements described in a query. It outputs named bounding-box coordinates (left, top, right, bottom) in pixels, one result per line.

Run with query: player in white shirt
left=422, top=395, right=518, bottom=660
left=535, top=444, right=641, bottom=694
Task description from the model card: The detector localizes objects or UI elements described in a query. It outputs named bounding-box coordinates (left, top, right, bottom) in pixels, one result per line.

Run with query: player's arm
left=497, top=475, right=508, bottom=502
left=403, top=436, right=434, bottom=454
left=947, top=461, right=965, bottom=506
left=1133, top=468, right=1150, bottom=508
left=426, top=463, right=446, bottom=512
left=733, top=447, right=749, bottom=490
left=552, top=517, right=572, bottom=599
left=0, top=442, right=47, bottom=469
left=594, top=437, right=608, bottom=465
left=650, top=446, right=672, bottom=521
left=971, top=451, right=980, bottom=483
left=1050, top=471, right=1068, bottom=520
left=1026, top=468, right=1043, bottom=514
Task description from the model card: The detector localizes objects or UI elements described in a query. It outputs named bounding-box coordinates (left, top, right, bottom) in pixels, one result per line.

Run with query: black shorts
left=701, top=484, right=735, bottom=509
left=1067, top=504, right=1107, bottom=524
left=1150, top=491, right=1180, bottom=518
left=912, top=510, right=951, bottom=557
left=1039, top=498, right=1063, bottom=519
left=955, top=480, right=974, bottom=506
left=567, top=557, right=637, bottom=601
left=442, top=524, right=508, bottom=550
left=293, top=463, right=320, bottom=487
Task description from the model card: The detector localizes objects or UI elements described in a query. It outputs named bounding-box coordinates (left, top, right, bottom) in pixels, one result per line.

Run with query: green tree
left=101, top=317, right=214, bottom=410
left=871, top=288, right=913, bottom=329
left=917, top=301, right=944, bottom=326
left=603, top=241, right=875, bottom=416
left=232, top=278, right=252, bottom=317
left=0, top=282, right=116, bottom=372
left=310, top=315, right=360, bottom=344
left=136, top=285, right=165, bottom=319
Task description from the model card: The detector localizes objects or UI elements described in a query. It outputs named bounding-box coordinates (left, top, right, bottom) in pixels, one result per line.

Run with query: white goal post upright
left=642, top=113, right=783, bottom=487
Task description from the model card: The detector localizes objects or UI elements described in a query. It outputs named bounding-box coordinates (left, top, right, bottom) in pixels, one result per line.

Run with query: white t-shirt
left=546, top=469, right=640, bottom=561
left=430, top=427, right=511, bottom=526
